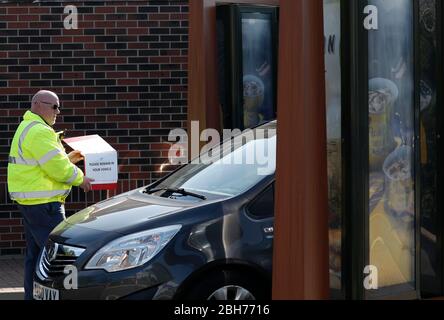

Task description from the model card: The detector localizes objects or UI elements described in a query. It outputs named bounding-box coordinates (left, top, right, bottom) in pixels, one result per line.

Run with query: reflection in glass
left=323, top=0, right=342, bottom=291
left=419, top=0, right=439, bottom=295
left=216, top=17, right=228, bottom=126
left=368, top=0, right=415, bottom=290
left=241, top=16, right=274, bottom=128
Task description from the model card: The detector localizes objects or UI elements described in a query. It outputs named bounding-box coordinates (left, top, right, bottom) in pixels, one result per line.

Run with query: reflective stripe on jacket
left=7, top=110, right=84, bottom=205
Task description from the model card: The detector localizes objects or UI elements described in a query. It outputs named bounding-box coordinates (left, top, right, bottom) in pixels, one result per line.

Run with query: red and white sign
left=63, top=135, right=118, bottom=190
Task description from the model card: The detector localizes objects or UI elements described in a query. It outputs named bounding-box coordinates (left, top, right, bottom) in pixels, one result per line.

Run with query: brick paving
left=0, top=255, right=24, bottom=300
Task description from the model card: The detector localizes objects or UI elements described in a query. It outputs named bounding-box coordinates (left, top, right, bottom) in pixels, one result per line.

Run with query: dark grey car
left=33, top=121, right=276, bottom=300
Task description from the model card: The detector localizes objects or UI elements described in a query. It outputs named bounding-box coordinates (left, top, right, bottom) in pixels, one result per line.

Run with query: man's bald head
left=31, top=90, right=59, bottom=109
left=31, top=90, right=61, bottom=126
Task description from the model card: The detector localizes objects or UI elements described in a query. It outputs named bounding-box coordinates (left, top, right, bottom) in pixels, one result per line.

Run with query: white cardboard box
left=63, top=135, right=118, bottom=190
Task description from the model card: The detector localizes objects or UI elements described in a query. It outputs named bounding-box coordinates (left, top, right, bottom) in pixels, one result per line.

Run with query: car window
left=154, top=125, right=276, bottom=198
left=247, top=183, right=274, bottom=219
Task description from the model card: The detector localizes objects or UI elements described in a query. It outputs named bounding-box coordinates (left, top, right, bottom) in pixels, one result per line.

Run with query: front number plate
left=33, top=282, right=59, bottom=300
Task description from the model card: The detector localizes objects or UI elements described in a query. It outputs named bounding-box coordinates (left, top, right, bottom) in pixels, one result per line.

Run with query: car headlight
left=85, top=225, right=181, bottom=272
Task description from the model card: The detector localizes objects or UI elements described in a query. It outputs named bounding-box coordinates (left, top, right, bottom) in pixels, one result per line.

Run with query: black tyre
left=184, top=269, right=270, bottom=300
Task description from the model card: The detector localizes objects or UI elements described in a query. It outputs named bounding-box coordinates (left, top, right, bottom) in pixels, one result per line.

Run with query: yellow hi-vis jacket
left=7, top=110, right=84, bottom=205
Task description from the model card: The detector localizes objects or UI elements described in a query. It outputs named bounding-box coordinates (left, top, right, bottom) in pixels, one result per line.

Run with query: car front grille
left=38, top=240, right=85, bottom=281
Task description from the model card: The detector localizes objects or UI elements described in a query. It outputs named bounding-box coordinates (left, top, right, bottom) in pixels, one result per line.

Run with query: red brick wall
left=0, top=1, right=189, bottom=255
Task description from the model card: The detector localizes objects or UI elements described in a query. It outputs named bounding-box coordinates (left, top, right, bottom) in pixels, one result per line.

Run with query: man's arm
left=27, top=127, right=84, bottom=186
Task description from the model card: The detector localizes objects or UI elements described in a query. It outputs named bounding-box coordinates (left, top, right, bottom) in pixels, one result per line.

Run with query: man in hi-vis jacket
left=7, top=90, right=94, bottom=300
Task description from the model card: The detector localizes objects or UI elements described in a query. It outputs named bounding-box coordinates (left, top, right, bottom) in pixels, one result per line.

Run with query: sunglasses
left=39, top=101, right=60, bottom=110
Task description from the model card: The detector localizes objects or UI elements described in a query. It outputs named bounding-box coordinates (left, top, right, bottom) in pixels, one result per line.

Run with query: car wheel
left=184, top=269, right=269, bottom=300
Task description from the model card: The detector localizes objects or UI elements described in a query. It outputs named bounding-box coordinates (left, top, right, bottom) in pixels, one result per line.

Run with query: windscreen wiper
left=144, top=187, right=206, bottom=200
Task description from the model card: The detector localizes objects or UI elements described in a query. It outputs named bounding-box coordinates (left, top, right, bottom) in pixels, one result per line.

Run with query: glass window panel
left=419, top=0, right=439, bottom=295
left=241, top=15, right=275, bottom=128
left=368, top=0, right=415, bottom=291
left=216, top=17, right=230, bottom=127
left=324, top=0, right=342, bottom=291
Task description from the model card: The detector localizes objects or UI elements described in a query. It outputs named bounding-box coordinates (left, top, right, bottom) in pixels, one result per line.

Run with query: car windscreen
left=153, top=128, right=276, bottom=197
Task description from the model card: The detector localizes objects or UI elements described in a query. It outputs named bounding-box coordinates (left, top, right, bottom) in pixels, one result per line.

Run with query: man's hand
left=79, top=176, right=95, bottom=192
left=68, top=150, right=84, bottom=164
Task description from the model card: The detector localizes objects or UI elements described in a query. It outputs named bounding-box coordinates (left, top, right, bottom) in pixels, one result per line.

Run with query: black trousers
left=17, top=202, right=65, bottom=300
